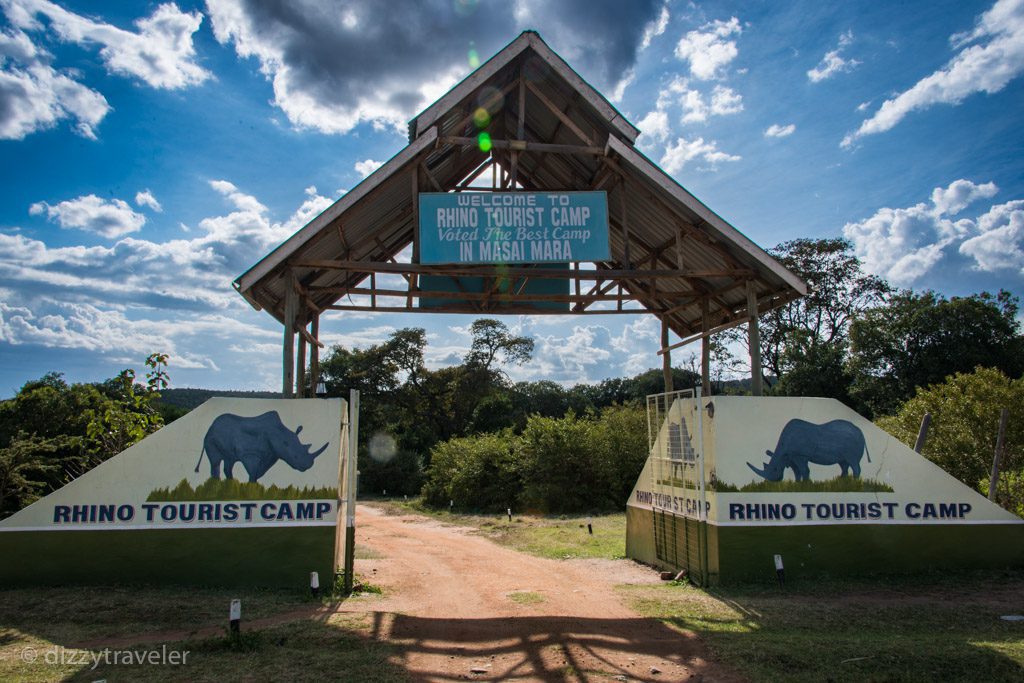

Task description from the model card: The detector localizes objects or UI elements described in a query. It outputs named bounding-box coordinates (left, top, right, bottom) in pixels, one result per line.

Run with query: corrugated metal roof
left=234, top=30, right=805, bottom=342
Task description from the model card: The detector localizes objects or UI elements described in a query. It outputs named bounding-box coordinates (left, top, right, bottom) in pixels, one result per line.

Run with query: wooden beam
left=411, top=167, right=420, bottom=264
left=293, top=259, right=742, bottom=280
left=701, top=298, right=711, bottom=395
left=305, top=285, right=671, bottom=304
left=661, top=317, right=674, bottom=393
left=617, top=180, right=632, bottom=268
left=310, top=313, right=320, bottom=397
left=747, top=281, right=763, bottom=397
left=523, top=79, right=594, bottom=146
left=325, top=303, right=648, bottom=315
left=297, top=327, right=307, bottom=398
left=283, top=271, right=297, bottom=398
left=441, top=136, right=604, bottom=156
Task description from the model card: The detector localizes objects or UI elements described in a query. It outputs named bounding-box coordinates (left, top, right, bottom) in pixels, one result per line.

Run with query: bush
left=876, top=367, right=1023, bottom=497
left=422, top=405, right=648, bottom=514
left=422, top=431, right=522, bottom=511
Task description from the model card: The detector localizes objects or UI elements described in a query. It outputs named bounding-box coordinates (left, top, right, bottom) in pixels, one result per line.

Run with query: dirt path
left=344, top=505, right=740, bottom=682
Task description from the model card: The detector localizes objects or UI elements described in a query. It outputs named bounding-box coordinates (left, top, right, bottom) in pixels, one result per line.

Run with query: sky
left=1, top=0, right=1022, bottom=396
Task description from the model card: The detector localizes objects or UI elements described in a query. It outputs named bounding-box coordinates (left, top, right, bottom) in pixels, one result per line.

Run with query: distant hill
left=155, top=388, right=281, bottom=411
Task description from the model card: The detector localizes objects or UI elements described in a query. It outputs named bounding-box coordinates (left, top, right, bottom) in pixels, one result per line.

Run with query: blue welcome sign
left=418, top=191, right=610, bottom=264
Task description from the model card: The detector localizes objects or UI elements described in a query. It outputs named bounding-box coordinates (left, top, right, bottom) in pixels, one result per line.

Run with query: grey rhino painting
left=194, top=412, right=330, bottom=482
left=747, top=419, right=871, bottom=481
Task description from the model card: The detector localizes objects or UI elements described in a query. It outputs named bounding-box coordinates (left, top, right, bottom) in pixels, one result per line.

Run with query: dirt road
left=342, top=505, right=739, bottom=682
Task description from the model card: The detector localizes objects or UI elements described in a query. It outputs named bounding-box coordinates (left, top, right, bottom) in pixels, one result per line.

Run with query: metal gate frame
left=647, top=388, right=709, bottom=585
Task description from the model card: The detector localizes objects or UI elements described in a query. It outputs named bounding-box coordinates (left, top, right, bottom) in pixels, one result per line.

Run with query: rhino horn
left=747, top=462, right=770, bottom=479
left=308, top=442, right=329, bottom=460
left=295, top=425, right=304, bottom=435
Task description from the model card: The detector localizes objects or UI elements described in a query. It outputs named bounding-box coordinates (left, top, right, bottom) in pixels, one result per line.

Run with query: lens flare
left=468, top=48, right=480, bottom=69
left=369, top=433, right=397, bottom=463
left=472, top=107, right=490, bottom=129
left=477, top=131, right=492, bottom=152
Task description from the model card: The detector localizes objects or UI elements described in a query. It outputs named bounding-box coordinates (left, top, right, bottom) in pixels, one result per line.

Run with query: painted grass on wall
left=147, top=478, right=337, bottom=502
left=713, top=476, right=894, bottom=493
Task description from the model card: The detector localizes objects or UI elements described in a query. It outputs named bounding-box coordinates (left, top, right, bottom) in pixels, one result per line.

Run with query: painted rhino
left=194, top=411, right=329, bottom=482
left=747, top=419, right=870, bottom=481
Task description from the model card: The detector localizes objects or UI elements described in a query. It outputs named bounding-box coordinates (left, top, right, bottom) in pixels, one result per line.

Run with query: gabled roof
left=234, top=30, right=806, bottom=343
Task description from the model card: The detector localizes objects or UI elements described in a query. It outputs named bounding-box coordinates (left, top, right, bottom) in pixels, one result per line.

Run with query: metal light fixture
left=315, top=381, right=327, bottom=398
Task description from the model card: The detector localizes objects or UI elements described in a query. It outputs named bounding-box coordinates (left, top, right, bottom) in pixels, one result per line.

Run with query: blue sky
left=1, top=0, right=1022, bottom=395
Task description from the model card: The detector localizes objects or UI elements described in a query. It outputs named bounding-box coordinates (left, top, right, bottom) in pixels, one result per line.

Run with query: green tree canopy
left=850, top=290, right=1023, bottom=416
left=876, top=367, right=1023, bottom=500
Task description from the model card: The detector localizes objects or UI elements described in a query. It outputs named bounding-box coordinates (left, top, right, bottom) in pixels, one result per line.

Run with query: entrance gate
left=646, top=390, right=709, bottom=585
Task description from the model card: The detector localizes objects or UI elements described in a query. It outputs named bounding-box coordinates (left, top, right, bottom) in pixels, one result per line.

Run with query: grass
left=507, top=591, right=545, bottom=605
left=0, top=586, right=405, bottom=683
left=714, top=476, right=894, bottom=493
left=147, top=478, right=337, bottom=501
left=370, top=499, right=626, bottom=560
left=621, top=570, right=1024, bottom=682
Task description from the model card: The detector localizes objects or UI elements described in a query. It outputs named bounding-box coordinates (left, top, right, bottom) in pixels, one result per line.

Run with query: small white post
left=310, top=571, right=320, bottom=598
left=773, top=554, right=785, bottom=587
left=229, top=598, right=241, bottom=636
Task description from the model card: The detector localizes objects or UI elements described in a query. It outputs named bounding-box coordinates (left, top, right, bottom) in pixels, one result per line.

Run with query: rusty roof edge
left=606, top=136, right=808, bottom=296
left=234, top=127, right=439, bottom=296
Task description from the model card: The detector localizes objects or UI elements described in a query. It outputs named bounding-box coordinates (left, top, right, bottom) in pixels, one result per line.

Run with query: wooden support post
left=701, top=298, right=711, bottom=395
left=297, top=326, right=307, bottom=398
left=989, top=408, right=1009, bottom=502
left=283, top=271, right=297, bottom=398
left=914, top=412, right=932, bottom=453
left=310, top=314, right=320, bottom=396
left=411, top=168, right=420, bottom=264
left=747, top=281, right=762, bottom=397
left=661, top=317, right=674, bottom=394
left=618, top=182, right=632, bottom=268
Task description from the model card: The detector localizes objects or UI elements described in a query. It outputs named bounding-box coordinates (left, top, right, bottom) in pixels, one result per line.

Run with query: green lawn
left=0, top=586, right=403, bottom=683
left=369, top=499, right=626, bottom=560
left=620, top=571, right=1024, bottom=682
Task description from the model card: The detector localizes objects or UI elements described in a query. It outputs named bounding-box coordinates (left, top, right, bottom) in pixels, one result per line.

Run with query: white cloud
left=354, top=159, right=384, bottom=178
left=135, top=190, right=163, bottom=212
left=709, top=85, right=743, bottom=115
left=807, top=30, right=859, bottom=83
left=5, top=0, right=210, bottom=89
left=3, top=183, right=334, bottom=313
left=640, top=4, right=670, bottom=50
left=636, top=109, right=670, bottom=144
left=609, top=68, right=635, bottom=103
left=0, top=300, right=273, bottom=370
left=844, top=0, right=1024, bottom=147
left=680, top=87, right=709, bottom=123
left=842, top=179, right=1007, bottom=285
left=29, top=195, right=146, bottom=238
left=675, top=16, right=742, bottom=80
left=959, top=200, right=1024, bottom=272
left=764, top=123, right=796, bottom=138
left=931, top=178, right=998, bottom=215
left=207, top=0, right=662, bottom=136
left=660, top=136, right=741, bottom=175
left=0, top=27, right=110, bottom=139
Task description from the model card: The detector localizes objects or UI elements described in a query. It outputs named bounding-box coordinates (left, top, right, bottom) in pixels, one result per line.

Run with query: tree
left=849, top=290, right=1023, bottom=416
left=464, top=319, right=534, bottom=371
left=876, top=367, right=1023, bottom=498
left=0, top=354, right=170, bottom=519
left=729, top=238, right=889, bottom=396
